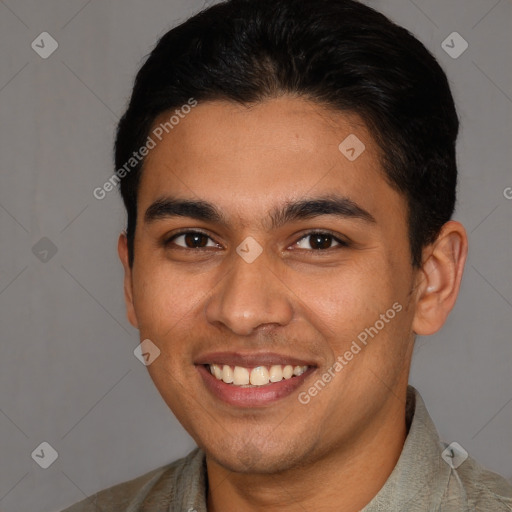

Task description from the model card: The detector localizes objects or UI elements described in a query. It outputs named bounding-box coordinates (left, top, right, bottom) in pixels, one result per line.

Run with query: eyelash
left=163, top=229, right=349, bottom=252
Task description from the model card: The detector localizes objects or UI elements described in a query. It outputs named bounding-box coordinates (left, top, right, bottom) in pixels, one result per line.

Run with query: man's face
left=123, top=97, right=420, bottom=473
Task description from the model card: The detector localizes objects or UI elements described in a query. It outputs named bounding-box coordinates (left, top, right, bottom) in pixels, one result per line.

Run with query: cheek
left=281, top=264, right=385, bottom=351
left=131, top=263, right=204, bottom=337
left=307, top=260, right=407, bottom=350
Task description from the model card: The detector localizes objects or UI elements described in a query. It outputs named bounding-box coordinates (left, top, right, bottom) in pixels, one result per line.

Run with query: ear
left=118, top=232, right=139, bottom=329
left=412, top=220, right=468, bottom=335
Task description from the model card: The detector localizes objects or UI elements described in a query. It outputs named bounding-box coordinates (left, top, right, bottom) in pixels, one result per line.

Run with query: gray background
left=0, top=0, right=510, bottom=511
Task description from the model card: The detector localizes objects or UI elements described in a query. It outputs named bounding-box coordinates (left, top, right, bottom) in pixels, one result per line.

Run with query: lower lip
left=197, top=365, right=315, bottom=407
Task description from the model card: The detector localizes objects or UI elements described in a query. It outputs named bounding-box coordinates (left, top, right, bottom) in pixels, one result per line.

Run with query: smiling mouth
left=206, top=363, right=310, bottom=387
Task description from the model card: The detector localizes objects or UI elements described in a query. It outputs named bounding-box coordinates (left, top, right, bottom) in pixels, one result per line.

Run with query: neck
left=206, top=389, right=408, bottom=512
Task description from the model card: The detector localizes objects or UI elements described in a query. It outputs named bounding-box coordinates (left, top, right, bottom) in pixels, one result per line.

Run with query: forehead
left=137, top=96, right=406, bottom=227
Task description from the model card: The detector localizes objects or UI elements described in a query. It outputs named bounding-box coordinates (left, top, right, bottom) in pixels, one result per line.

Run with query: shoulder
left=59, top=448, right=205, bottom=511
left=405, top=388, right=512, bottom=510
left=455, top=453, right=512, bottom=510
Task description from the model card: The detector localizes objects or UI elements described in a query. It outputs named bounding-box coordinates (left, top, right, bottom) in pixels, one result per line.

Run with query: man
left=63, top=0, right=512, bottom=510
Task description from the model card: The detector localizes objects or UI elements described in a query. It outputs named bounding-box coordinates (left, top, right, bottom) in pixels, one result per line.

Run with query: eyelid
left=290, top=229, right=349, bottom=250
left=163, top=228, right=349, bottom=251
left=163, top=228, right=221, bottom=249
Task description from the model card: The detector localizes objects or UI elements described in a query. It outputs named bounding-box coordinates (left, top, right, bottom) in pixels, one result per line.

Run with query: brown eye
left=294, top=232, right=348, bottom=250
left=166, top=231, right=219, bottom=249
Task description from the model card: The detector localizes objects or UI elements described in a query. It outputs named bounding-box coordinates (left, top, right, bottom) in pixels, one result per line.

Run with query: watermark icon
left=503, top=187, right=512, bottom=200
left=441, top=441, right=468, bottom=469
left=236, top=441, right=264, bottom=469
left=31, top=32, right=59, bottom=59
left=298, top=301, right=403, bottom=404
left=134, top=339, right=161, bottom=366
left=32, top=237, right=58, bottom=262
left=93, top=98, right=198, bottom=200
left=338, top=134, right=366, bottom=161
left=236, top=236, right=263, bottom=263
left=31, top=441, right=59, bottom=469
left=441, top=32, right=468, bottom=59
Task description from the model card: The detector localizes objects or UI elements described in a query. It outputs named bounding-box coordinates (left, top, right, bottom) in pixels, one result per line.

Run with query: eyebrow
left=144, top=194, right=376, bottom=228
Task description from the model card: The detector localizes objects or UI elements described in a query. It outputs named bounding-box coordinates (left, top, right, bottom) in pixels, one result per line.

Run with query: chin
left=206, top=439, right=309, bottom=475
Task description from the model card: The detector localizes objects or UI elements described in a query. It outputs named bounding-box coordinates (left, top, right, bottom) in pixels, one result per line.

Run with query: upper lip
left=194, top=351, right=318, bottom=368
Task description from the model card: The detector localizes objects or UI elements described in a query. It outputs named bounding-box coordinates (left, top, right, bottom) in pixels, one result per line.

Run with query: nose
left=204, top=247, right=294, bottom=336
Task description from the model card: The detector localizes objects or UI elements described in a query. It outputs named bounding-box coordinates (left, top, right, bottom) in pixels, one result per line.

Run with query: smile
left=207, top=363, right=309, bottom=386
left=195, top=352, right=317, bottom=406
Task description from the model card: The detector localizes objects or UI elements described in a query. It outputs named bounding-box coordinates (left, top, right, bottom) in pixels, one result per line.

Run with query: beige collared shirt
left=61, top=386, right=512, bottom=511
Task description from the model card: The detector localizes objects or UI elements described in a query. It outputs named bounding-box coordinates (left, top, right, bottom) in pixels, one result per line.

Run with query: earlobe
left=412, top=221, right=468, bottom=335
left=118, top=232, right=139, bottom=329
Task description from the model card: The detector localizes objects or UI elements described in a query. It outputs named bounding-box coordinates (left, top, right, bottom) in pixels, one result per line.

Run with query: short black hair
left=116, top=0, right=459, bottom=267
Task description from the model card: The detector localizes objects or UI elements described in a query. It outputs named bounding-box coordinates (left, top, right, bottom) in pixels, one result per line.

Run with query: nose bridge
left=205, top=247, right=294, bottom=336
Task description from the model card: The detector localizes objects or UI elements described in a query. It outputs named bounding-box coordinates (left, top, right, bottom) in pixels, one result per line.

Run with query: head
left=116, top=0, right=467, bottom=474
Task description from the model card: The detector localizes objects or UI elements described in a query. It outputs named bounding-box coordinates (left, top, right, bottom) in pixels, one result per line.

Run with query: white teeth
left=282, top=365, right=294, bottom=379
left=210, top=364, right=223, bottom=380
left=269, top=365, right=283, bottom=382
left=208, top=363, right=309, bottom=386
left=250, top=366, right=270, bottom=386
left=293, top=365, right=305, bottom=376
left=233, top=366, right=250, bottom=385
left=222, top=365, right=233, bottom=383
